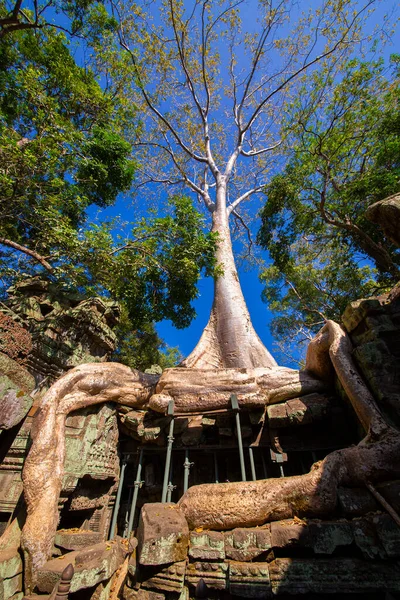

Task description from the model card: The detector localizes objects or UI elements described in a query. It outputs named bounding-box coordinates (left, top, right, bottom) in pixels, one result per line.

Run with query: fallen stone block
left=137, top=503, right=189, bottom=566
left=37, top=538, right=128, bottom=593
left=54, top=530, right=103, bottom=551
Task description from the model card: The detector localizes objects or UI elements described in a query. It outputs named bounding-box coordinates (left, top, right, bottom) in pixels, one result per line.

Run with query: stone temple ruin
left=0, top=196, right=400, bottom=599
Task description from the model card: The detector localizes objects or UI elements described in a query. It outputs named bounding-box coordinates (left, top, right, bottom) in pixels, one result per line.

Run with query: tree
left=0, top=19, right=217, bottom=366
left=93, top=0, right=384, bottom=369
left=258, top=57, right=400, bottom=357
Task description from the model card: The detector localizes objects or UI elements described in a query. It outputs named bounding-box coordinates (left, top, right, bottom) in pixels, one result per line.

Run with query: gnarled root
left=178, top=320, right=398, bottom=529
left=21, top=363, right=158, bottom=593
left=150, top=366, right=326, bottom=413
left=179, top=427, right=400, bottom=530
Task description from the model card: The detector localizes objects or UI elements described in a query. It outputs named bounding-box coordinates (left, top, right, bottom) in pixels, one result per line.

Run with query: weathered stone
left=0, top=375, right=33, bottom=429
left=123, top=588, right=165, bottom=600
left=351, top=517, right=386, bottom=559
left=141, top=561, right=185, bottom=593
left=342, top=298, right=383, bottom=332
left=37, top=538, right=128, bottom=593
left=224, top=528, right=271, bottom=562
left=1, top=572, right=23, bottom=599
left=186, top=561, right=228, bottom=590
left=266, top=403, right=289, bottom=428
left=0, top=353, right=35, bottom=393
left=309, top=520, right=353, bottom=554
left=137, top=504, right=189, bottom=566
left=54, top=530, right=103, bottom=551
left=0, top=548, right=22, bottom=580
left=269, top=558, right=400, bottom=594
left=228, top=561, right=271, bottom=598
left=189, top=531, right=225, bottom=560
left=0, top=549, right=23, bottom=600
left=366, top=193, right=400, bottom=246
left=337, top=486, right=378, bottom=516
left=270, top=520, right=311, bottom=549
left=373, top=513, right=400, bottom=558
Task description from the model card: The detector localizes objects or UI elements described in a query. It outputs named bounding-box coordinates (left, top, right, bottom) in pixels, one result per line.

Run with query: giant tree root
left=21, top=320, right=397, bottom=591
left=21, top=363, right=158, bottom=593
left=179, top=428, right=400, bottom=529
left=149, top=365, right=326, bottom=413
left=179, top=320, right=398, bottom=530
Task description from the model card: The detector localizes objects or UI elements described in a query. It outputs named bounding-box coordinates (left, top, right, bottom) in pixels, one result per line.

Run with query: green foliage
left=258, top=58, right=400, bottom=357
left=0, top=20, right=217, bottom=368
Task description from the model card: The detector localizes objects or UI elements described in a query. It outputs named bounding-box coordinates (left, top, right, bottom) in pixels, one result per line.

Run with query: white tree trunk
left=183, top=179, right=277, bottom=369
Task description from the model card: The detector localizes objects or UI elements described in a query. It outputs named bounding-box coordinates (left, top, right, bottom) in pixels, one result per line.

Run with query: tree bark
left=183, top=180, right=277, bottom=369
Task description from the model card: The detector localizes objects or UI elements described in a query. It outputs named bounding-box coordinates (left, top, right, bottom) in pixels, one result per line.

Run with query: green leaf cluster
left=258, top=58, right=400, bottom=358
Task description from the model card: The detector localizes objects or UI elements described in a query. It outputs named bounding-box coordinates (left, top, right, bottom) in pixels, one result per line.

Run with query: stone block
left=266, top=404, right=289, bottom=428
left=141, top=561, right=185, bottom=593
left=342, top=298, right=383, bottom=332
left=137, top=503, right=189, bottom=566
left=123, top=586, right=165, bottom=600
left=351, top=518, right=386, bottom=559
left=0, top=353, right=35, bottom=393
left=373, top=513, right=400, bottom=558
left=269, top=558, right=400, bottom=594
left=189, top=531, right=225, bottom=560
left=54, top=530, right=103, bottom=551
left=270, top=520, right=311, bottom=549
left=224, top=528, right=271, bottom=561
left=1, top=572, right=22, bottom=599
left=0, top=375, right=33, bottom=430
left=37, top=538, right=128, bottom=593
left=0, top=548, right=22, bottom=579
left=309, top=521, right=353, bottom=554
left=228, top=561, right=271, bottom=598
left=186, top=561, right=228, bottom=590
left=338, top=486, right=378, bottom=516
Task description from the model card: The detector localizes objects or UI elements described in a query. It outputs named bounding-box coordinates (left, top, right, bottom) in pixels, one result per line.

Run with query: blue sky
left=77, top=0, right=398, bottom=367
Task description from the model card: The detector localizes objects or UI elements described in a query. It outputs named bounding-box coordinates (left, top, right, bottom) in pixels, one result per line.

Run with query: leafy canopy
left=0, top=16, right=217, bottom=367
left=258, top=56, right=400, bottom=359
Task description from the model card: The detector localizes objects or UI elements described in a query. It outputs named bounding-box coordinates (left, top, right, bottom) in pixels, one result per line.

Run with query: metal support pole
left=166, top=458, right=174, bottom=503
left=161, top=400, right=175, bottom=503
left=183, top=450, right=193, bottom=493
left=279, top=464, right=285, bottom=477
left=214, top=452, right=219, bottom=483
left=123, top=485, right=134, bottom=538
left=109, top=455, right=128, bottom=540
left=231, top=394, right=246, bottom=482
left=249, top=446, right=256, bottom=481
left=126, top=448, right=144, bottom=537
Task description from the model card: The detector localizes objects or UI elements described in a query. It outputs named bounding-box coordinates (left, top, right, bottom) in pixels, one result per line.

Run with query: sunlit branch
left=240, top=139, right=282, bottom=157
left=227, top=184, right=265, bottom=215
left=242, top=1, right=374, bottom=136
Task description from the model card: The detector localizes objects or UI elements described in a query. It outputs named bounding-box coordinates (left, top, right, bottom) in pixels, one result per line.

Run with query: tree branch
left=0, top=237, right=53, bottom=272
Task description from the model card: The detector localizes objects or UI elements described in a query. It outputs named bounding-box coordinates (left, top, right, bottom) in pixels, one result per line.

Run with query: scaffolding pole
left=249, top=447, right=257, bottom=481
left=161, top=400, right=175, bottom=502
left=231, top=394, right=246, bottom=482
left=126, top=448, right=144, bottom=537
